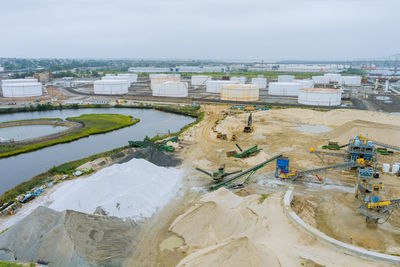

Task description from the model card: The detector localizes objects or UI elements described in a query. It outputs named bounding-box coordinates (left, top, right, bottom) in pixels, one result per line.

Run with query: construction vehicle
left=322, top=141, right=349, bottom=150
left=231, top=134, right=237, bottom=141
left=195, top=165, right=242, bottom=183
left=209, top=154, right=283, bottom=191
left=226, top=144, right=262, bottom=158
left=376, top=147, right=394, bottom=155
left=243, top=113, right=253, bottom=133
left=216, top=132, right=227, bottom=140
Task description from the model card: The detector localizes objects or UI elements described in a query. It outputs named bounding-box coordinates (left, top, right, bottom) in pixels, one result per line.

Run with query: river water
left=0, top=108, right=195, bottom=194
left=0, top=125, right=69, bottom=141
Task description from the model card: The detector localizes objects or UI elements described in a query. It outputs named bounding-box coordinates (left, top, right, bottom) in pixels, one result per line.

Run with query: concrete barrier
left=284, top=188, right=400, bottom=265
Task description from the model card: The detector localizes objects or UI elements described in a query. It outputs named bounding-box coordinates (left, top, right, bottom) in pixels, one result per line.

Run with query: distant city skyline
left=1, top=0, right=399, bottom=61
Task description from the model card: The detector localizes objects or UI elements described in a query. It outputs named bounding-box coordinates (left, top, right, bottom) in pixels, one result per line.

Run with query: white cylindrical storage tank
left=206, top=80, right=240, bottom=93
left=312, top=76, right=330, bottom=85
left=151, top=77, right=180, bottom=91
left=278, top=75, right=295, bottom=82
left=392, top=164, right=399, bottom=174
left=152, top=81, right=188, bottom=97
left=268, top=82, right=301, bottom=96
left=149, top=74, right=180, bottom=79
left=230, top=76, right=246, bottom=84
left=2, top=82, right=42, bottom=97
left=251, top=78, right=267, bottom=88
left=2, top=78, right=38, bottom=84
left=191, top=75, right=211, bottom=86
left=93, top=80, right=129, bottom=95
left=324, top=73, right=341, bottom=83
left=298, top=88, right=342, bottom=106
left=295, top=79, right=314, bottom=89
left=118, top=73, right=138, bottom=83
left=101, top=76, right=130, bottom=86
left=382, top=163, right=390, bottom=173
left=220, top=84, right=259, bottom=101
left=340, top=76, right=361, bottom=87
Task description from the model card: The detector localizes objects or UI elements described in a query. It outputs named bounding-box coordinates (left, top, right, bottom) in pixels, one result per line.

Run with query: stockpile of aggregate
left=122, top=147, right=181, bottom=167
left=0, top=206, right=137, bottom=266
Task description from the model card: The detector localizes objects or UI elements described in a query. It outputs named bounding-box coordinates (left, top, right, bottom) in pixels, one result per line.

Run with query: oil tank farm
left=340, top=76, right=361, bottom=86
left=268, top=82, right=302, bottom=96
left=220, top=84, right=259, bottom=101
left=1, top=79, right=42, bottom=97
left=206, top=80, right=240, bottom=93
left=152, top=81, right=188, bottom=97
left=298, top=88, right=342, bottom=106
left=278, top=75, right=295, bottom=82
left=191, top=75, right=211, bottom=86
left=230, top=76, right=246, bottom=84
left=251, top=77, right=267, bottom=88
left=93, top=80, right=129, bottom=95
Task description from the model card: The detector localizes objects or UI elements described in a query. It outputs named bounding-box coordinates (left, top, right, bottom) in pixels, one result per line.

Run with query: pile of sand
left=49, top=158, right=184, bottom=221
left=0, top=206, right=137, bottom=266
left=169, top=189, right=280, bottom=266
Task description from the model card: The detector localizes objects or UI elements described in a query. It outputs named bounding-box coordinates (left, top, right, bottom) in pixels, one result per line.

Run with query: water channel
left=0, top=108, right=195, bottom=194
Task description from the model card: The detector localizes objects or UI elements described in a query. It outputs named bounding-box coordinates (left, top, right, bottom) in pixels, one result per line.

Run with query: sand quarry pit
left=176, top=105, right=400, bottom=265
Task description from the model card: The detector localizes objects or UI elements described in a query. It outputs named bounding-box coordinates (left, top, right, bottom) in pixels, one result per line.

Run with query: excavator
left=243, top=113, right=253, bottom=133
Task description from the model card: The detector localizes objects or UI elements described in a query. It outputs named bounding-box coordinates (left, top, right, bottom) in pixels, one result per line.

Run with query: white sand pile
left=170, top=189, right=280, bottom=266
left=49, top=158, right=184, bottom=221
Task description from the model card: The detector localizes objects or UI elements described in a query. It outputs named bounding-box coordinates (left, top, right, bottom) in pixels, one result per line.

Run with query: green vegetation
left=0, top=114, right=139, bottom=158
left=0, top=262, right=24, bottom=267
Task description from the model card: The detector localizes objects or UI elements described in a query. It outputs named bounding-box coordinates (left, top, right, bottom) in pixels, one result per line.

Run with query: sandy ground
left=167, top=105, right=400, bottom=265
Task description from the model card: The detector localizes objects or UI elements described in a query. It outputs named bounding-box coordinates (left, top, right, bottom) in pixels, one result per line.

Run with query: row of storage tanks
left=1, top=78, right=43, bottom=97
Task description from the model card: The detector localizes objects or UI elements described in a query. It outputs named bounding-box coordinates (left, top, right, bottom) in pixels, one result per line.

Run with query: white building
left=206, top=80, right=240, bottom=93
left=220, top=84, right=259, bottom=101
left=93, top=80, right=129, bottom=95
left=268, top=82, right=302, bottom=96
left=118, top=73, right=138, bottom=83
left=152, top=81, right=188, bottom=97
left=1, top=79, right=42, bottom=97
left=278, top=75, right=295, bottom=82
left=298, top=88, right=342, bottom=106
left=191, top=75, right=211, bottom=86
left=251, top=78, right=267, bottom=88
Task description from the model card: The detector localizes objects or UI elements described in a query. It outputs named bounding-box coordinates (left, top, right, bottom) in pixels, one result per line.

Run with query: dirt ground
left=165, top=105, right=400, bottom=265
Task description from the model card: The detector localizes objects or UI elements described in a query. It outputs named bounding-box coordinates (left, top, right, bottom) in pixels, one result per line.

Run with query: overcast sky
left=0, top=0, right=399, bottom=61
